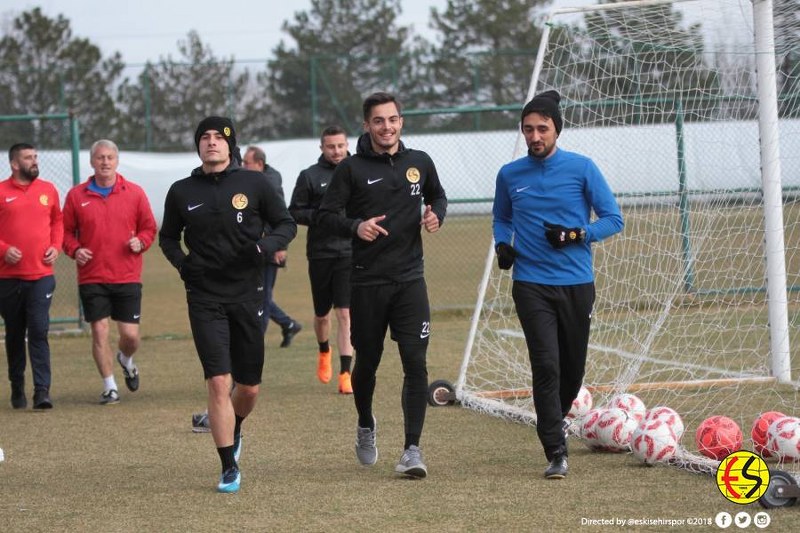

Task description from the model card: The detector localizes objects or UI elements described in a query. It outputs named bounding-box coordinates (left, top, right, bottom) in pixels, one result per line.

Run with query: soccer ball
left=567, top=386, right=593, bottom=420
left=751, top=411, right=786, bottom=458
left=609, top=393, right=646, bottom=423
left=644, top=406, right=685, bottom=439
left=632, top=419, right=678, bottom=465
left=580, top=408, right=608, bottom=450
left=596, top=408, right=638, bottom=452
left=766, top=416, right=800, bottom=461
left=695, top=415, right=743, bottom=460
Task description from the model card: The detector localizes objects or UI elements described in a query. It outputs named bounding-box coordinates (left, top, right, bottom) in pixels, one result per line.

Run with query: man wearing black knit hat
left=493, top=90, right=624, bottom=479
left=159, top=116, right=297, bottom=493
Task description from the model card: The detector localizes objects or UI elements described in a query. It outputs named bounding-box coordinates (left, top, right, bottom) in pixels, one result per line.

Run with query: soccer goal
left=454, top=0, right=800, bottom=476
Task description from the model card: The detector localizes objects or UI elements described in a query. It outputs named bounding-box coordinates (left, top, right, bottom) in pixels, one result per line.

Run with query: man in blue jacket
left=493, top=90, right=623, bottom=479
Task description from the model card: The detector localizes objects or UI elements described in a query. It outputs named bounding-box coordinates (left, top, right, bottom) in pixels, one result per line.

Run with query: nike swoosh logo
left=320, top=183, right=328, bottom=187
left=367, top=178, right=383, bottom=185
left=81, top=201, right=91, bottom=207
left=45, top=293, right=53, bottom=299
left=420, top=333, right=430, bottom=339
left=133, top=314, right=141, bottom=319
left=5, top=197, right=17, bottom=202
left=188, top=203, right=204, bottom=211
left=257, top=310, right=264, bottom=316
left=516, top=186, right=531, bottom=192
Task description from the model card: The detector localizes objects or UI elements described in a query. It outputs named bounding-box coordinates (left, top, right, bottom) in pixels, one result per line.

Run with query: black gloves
left=495, top=242, right=517, bottom=270
left=544, top=222, right=585, bottom=249
left=179, top=254, right=204, bottom=285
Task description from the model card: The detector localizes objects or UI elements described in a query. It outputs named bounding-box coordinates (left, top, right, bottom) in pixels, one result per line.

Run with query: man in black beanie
left=492, top=90, right=624, bottom=479
left=160, top=116, right=297, bottom=493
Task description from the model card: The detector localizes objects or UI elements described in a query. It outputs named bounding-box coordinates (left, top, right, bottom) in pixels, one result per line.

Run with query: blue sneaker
left=233, top=433, right=243, bottom=463
left=217, top=466, right=241, bottom=493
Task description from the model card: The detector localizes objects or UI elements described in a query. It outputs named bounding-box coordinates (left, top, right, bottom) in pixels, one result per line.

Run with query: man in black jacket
left=159, top=117, right=296, bottom=493
left=318, top=93, right=447, bottom=479
left=289, top=126, right=353, bottom=393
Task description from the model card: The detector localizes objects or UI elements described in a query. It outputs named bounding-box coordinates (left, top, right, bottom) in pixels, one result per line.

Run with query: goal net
left=460, top=0, right=800, bottom=475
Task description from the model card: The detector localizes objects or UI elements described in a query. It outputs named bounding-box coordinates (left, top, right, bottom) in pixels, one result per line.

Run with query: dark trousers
left=0, top=276, right=56, bottom=391
left=512, top=281, right=595, bottom=461
left=262, top=264, right=292, bottom=333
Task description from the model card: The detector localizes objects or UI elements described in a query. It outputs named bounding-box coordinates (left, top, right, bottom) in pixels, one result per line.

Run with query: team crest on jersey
left=231, top=194, right=248, bottom=209
left=406, top=167, right=420, bottom=184
left=39, top=194, right=49, bottom=206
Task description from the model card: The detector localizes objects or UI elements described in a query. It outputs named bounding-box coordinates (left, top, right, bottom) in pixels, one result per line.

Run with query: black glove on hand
left=179, top=254, right=204, bottom=285
left=544, top=222, right=584, bottom=249
left=495, top=242, right=517, bottom=270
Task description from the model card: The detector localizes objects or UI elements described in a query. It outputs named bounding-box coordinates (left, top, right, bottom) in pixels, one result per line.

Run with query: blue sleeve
left=584, top=160, right=623, bottom=243
left=492, top=167, right=514, bottom=246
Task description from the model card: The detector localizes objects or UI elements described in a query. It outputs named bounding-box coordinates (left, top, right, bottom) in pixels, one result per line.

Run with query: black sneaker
left=33, top=389, right=53, bottom=410
left=192, top=411, right=211, bottom=433
left=117, top=352, right=139, bottom=392
left=280, top=321, right=302, bottom=348
left=11, top=382, right=27, bottom=409
left=544, top=455, right=568, bottom=479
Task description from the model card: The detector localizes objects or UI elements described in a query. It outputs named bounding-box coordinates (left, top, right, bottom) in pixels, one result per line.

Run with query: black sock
left=218, top=445, right=236, bottom=471
left=319, top=340, right=330, bottom=353
left=404, top=434, right=420, bottom=449
left=234, top=414, right=244, bottom=439
left=340, top=355, right=352, bottom=373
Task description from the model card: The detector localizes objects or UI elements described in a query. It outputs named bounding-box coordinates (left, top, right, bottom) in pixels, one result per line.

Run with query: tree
left=0, top=7, right=123, bottom=149
left=115, top=31, right=258, bottom=151
left=773, top=0, right=800, bottom=118
left=263, top=0, right=420, bottom=139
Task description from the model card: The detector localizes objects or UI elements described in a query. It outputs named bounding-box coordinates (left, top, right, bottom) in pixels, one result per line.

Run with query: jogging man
left=318, top=92, right=447, bottom=478
left=0, top=143, right=63, bottom=410
left=159, top=117, right=296, bottom=493
left=63, top=139, right=157, bottom=404
left=492, top=90, right=623, bottom=479
left=289, top=126, right=353, bottom=393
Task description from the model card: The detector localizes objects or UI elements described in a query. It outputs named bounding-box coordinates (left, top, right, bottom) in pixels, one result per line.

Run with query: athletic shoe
left=11, top=382, right=27, bottom=409
left=355, top=416, right=378, bottom=466
left=317, top=349, right=332, bottom=384
left=100, top=389, right=120, bottom=405
left=280, top=321, right=302, bottom=348
left=338, top=371, right=353, bottom=394
left=116, top=352, right=139, bottom=392
left=544, top=454, right=568, bottom=479
left=192, top=411, right=211, bottom=433
left=32, top=389, right=53, bottom=410
left=395, top=445, right=428, bottom=479
left=234, top=433, right=243, bottom=463
left=217, top=465, right=241, bottom=493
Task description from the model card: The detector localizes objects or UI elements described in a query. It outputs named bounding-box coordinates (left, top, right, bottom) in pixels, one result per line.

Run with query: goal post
left=457, top=0, right=800, bottom=474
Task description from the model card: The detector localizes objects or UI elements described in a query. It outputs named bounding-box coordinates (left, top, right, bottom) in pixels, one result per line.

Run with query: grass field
left=1, top=226, right=798, bottom=532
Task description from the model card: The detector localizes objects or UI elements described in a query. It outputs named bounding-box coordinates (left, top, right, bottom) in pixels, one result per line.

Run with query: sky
left=0, top=0, right=587, bottom=66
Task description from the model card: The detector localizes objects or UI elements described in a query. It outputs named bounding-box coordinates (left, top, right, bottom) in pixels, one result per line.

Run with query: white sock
left=117, top=351, right=135, bottom=371
left=103, top=375, right=118, bottom=392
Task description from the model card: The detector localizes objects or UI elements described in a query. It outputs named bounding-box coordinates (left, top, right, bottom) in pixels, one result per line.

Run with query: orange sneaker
left=317, top=349, right=332, bottom=384
left=338, top=371, right=353, bottom=394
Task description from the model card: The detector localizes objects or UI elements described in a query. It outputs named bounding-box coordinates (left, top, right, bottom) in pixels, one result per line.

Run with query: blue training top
left=492, top=147, right=623, bottom=285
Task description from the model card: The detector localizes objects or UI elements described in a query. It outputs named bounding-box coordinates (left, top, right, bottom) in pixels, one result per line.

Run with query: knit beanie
left=521, top=90, right=563, bottom=135
left=194, top=116, right=237, bottom=157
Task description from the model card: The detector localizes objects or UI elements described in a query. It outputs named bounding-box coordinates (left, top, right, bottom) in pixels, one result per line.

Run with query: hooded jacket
left=317, top=133, right=447, bottom=286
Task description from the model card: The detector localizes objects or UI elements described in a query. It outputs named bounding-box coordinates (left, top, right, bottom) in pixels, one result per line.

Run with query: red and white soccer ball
left=644, top=406, right=685, bottom=440
left=596, top=408, right=638, bottom=452
left=751, top=411, right=786, bottom=458
left=580, top=408, right=608, bottom=450
left=609, top=393, right=646, bottom=424
left=567, top=386, right=593, bottom=420
left=766, top=416, right=800, bottom=461
left=695, top=415, right=743, bottom=460
left=632, top=418, right=679, bottom=465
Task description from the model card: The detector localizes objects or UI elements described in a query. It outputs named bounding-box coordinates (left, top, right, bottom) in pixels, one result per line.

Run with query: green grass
left=2, top=227, right=799, bottom=532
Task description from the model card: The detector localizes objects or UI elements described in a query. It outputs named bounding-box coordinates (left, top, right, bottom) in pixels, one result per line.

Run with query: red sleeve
left=50, top=187, right=63, bottom=250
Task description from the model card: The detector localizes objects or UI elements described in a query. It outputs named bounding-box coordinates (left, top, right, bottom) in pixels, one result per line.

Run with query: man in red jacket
left=63, top=139, right=157, bottom=405
left=1, top=143, right=63, bottom=410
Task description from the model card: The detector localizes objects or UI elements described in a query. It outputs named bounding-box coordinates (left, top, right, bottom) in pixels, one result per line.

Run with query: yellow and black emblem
left=223, top=126, right=232, bottom=137
left=406, top=167, right=420, bottom=184
left=716, top=450, right=770, bottom=505
left=231, top=194, right=248, bottom=209
left=39, top=194, right=49, bottom=206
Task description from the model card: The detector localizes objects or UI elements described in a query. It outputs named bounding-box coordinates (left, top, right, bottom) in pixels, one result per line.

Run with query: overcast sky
left=1, top=0, right=588, bottom=65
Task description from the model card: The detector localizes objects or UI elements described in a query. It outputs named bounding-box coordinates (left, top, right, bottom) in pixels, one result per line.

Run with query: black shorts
left=187, top=298, right=265, bottom=385
left=308, top=257, right=351, bottom=317
left=79, top=283, right=142, bottom=324
left=349, top=278, right=431, bottom=352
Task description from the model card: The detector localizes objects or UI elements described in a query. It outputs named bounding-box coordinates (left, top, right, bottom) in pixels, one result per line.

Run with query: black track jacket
left=159, top=163, right=297, bottom=302
left=289, top=154, right=352, bottom=261
left=317, top=133, right=447, bottom=286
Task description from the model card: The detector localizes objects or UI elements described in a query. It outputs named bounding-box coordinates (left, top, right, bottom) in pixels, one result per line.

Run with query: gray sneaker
left=355, top=416, right=378, bottom=466
left=395, top=445, right=427, bottom=478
